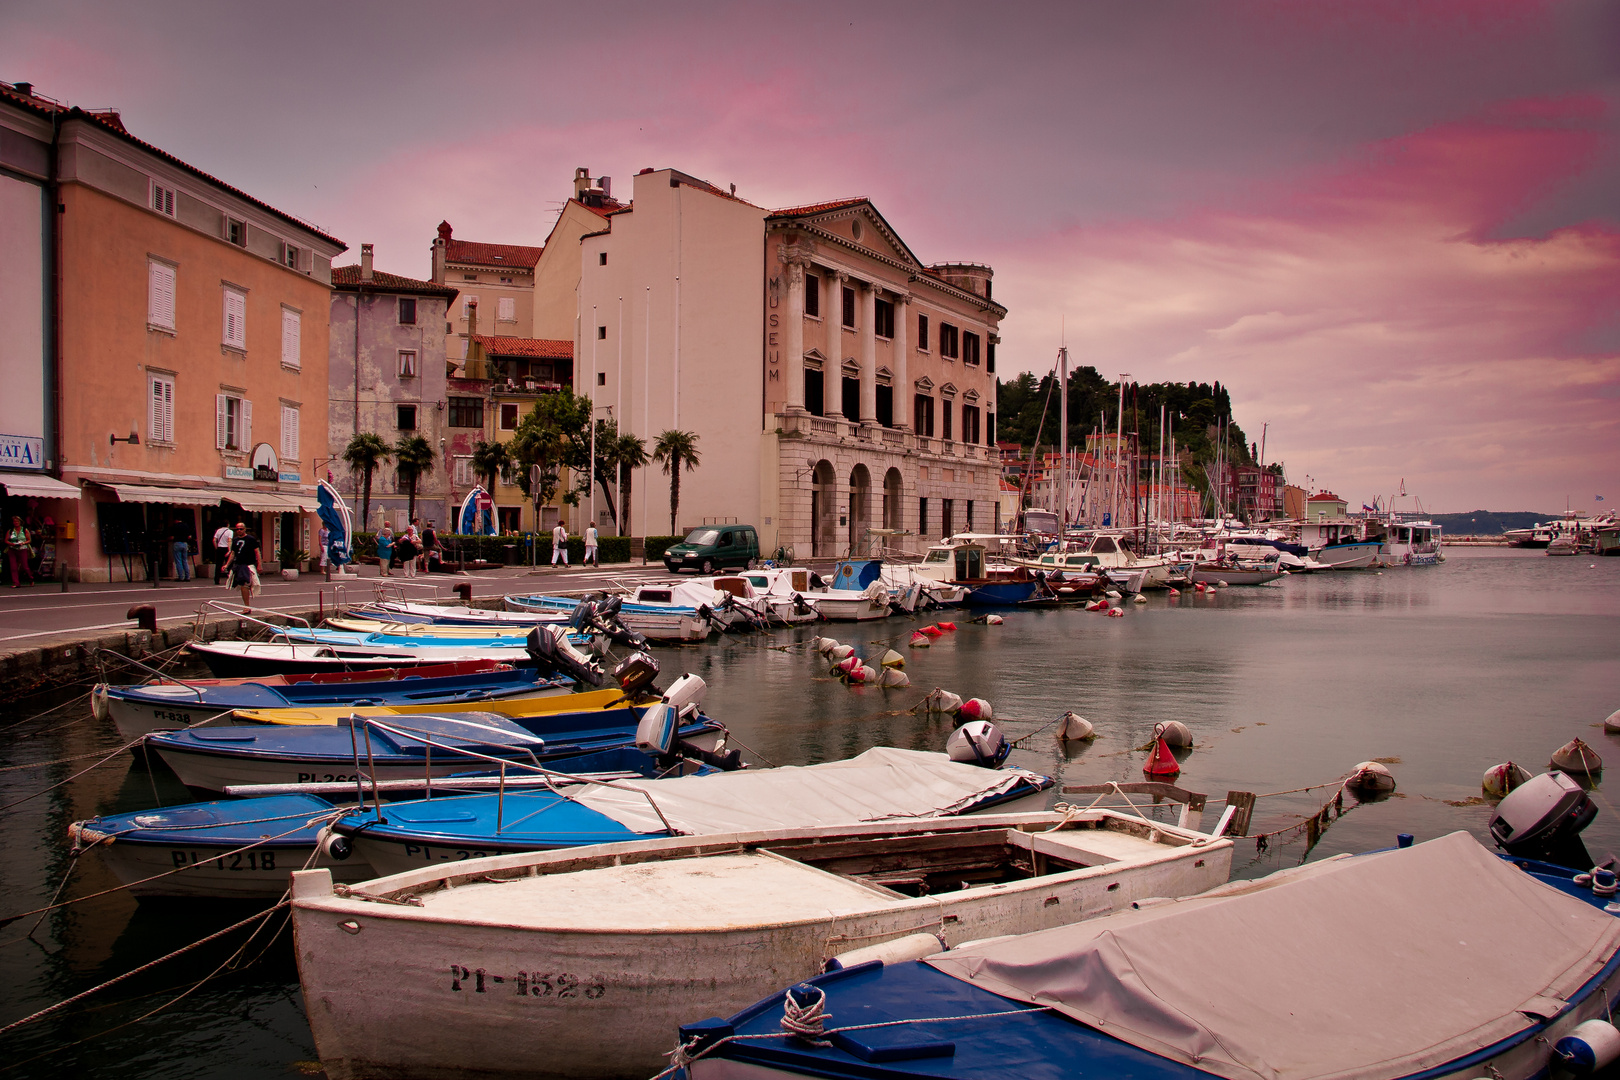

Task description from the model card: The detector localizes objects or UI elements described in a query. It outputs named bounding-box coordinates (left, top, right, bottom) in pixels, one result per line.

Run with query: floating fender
left=947, top=720, right=1010, bottom=768
left=879, top=649, right=905, bottom=669
left=318, top=827, right=355, bottom=863
left=1346, top=761, right=1396, bottom=792
left=90, top=684, right=111, bottom=722
left=828, top=644, right=856, bottom=662
left=910, top=631, right=931, bottom=648
left=1555, top=1020, right=1620, bottom=1074
left=1059, top=711, right=1095, bottom=741
left=824, top=932, right=947, bottom=972
left=1154, top=720, right=1193, bottom=748
left=1482, top=761, right=1532, bottom=798
left=1552, top=737, right=1603, bottom=775
left=1105, top=608, right=1124, bottom=618
left=984, top=614, right=1004, bottom=625
left=877, top=668, right=911, bottom=688
left=957, top=698, right=994, bottom=722
left=936, top=622, right=957, bottom=632
left=1605, top=708, right=1620, bottom=735
left=920, top=625, right=944, bottom=638
left=1143, top=736, right=1180, bottom=777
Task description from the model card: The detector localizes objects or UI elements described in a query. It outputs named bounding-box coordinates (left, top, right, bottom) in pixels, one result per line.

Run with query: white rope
left=779, top=985, right=831, bottom=1043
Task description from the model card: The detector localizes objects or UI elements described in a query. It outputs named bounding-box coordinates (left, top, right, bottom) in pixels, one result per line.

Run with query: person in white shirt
left=584, top=524, right=599, bottom=566
left=212, top=523, right=234, bottom=584
left=551, top=523, right=569, bottom=566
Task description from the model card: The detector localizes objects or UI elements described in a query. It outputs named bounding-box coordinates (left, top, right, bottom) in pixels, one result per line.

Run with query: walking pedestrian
left=170, top=517, right=192, bottom=581
left=221, top=521, right=260, bottom=613
left=399, top=520, right=421, bottom=578
left=551, top=522, right=569, bottom=566
left=5, top=515, right=33, bottom=588
left=212, top=522, right=233, bottom=584
left=584, top=523, right=599, bottom=567
left=422, top=520, right=440, bottom=573
left=376, top=523, right=394, bottom=576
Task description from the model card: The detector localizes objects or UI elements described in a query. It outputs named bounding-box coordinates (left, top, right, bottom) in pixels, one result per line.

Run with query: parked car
left=663, top=525, right=759, bottom=574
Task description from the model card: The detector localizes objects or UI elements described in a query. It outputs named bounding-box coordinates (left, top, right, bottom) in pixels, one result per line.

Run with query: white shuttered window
left=497, top=297, right=515, bottom=322
left=148, top=375, right=175, bottom=444
left=217, top=394, right=251, bottom=450
left=148, top=263, right=176, bottom=330
left=280, top=405, right=300, bottom=462
left=281, top=309, right=301, bottom=369
left=223, top=288, right=247, bottom=350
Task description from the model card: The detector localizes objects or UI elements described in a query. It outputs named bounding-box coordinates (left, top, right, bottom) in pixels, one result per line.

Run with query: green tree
left=592, top=419, right=621, bottom=532
left=342, top=432, right=391, bottom=529
left=652, top=429, right=701, bottom=536
left=393, top=434, right=436, bottom=523
left=509, top=391, right=593, bottom=510
left=614, top=432, right=649, bottom=537
left=470, top=439, right=512, bottom=493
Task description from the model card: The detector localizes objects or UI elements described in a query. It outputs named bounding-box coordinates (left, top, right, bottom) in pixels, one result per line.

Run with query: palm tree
left=651, top=430, right=701, bottom=536
left=614, top=432, right=649, bottom=537
left=470, top=439, right=511, bottom=493
left=393, top=434, right=436, bottom=523
left=343, top=432, right=391, bottom=530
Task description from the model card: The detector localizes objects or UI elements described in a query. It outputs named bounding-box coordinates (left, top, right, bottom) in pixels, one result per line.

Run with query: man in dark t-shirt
left=222, top=522, right=261, bottom=612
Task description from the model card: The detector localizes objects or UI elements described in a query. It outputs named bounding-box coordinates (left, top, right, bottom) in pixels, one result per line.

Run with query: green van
left=663, top=525, right=760, bottom=575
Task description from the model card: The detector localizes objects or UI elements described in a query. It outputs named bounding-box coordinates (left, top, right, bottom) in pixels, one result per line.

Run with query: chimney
left=12, top=82, right=32, bottom=97
left=432, top=221, right=451, bottom=284
left=360, top=243, right=374, bottom=281
left=599, top=176, right=610, bottom=199
left=575, top=167, right=591, bottom=199
left=465, top=299, right=482, bottom=378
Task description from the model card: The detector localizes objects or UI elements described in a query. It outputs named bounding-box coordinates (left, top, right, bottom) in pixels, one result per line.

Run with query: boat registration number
left=403, top=844, right=497, bottom=862
left=151, top=709, right=195, bottom=724
left=171, top=849, right=279, bottom=871
left=296, top=773, right=359, bottom=783
left=450, top=965, right=605, bottom=999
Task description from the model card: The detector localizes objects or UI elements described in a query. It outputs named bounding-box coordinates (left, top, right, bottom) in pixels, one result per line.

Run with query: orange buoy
left=1143, top=736, right=1180, bottom=777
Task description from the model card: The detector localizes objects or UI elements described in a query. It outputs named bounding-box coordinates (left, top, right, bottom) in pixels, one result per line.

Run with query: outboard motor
left=1490, top=771, right=1598, bottom=868
left=947, top=720, right=1011, bottom=769
left=525, top=626, right=603, bottom=688
left=612, top=652, right=661, bottom=699
left=597, top=595, right=623, bottom=620
left=568, top=599, right=598, bottom=631
left=633, top=673, right=741, bottom=771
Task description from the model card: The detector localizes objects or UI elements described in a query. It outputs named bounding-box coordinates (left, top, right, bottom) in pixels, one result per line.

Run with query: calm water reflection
left=2, top=548, right=1617, bottom=1076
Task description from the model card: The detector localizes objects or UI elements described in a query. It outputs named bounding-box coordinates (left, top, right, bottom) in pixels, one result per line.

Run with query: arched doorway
left=848, top=464, right=871, bottom=555
left=882, top=468, right=903, bottom=535
left=810, top=460, right=837, bottom=557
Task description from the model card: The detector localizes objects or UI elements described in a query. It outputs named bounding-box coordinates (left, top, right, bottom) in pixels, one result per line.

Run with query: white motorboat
left=506, top=581, right=725, bottom=641
left=733, top=567, right=827, bottom=625
left=290, top=808, right=1233, bottom=1080
left=1297, top=519, right=1381, bottom=569
left=877, top=563, right=969, bottom=608
left=1376, top=518, right=1445, bottom=566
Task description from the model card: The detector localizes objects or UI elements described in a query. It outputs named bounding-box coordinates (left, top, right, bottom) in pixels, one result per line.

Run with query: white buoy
left=879, top=649, right=905, bottom=669
left=1105, top=608, right=1124, bottom=618
left=1132, top=593, right=1148, bottom=604
left=1106, top=590, right=1122, bottom=600
left=1482, top=761, right=1531, bottom=798
left=910, top=631, right=931, bottom=648
left=1552, top=737, right=1603, bottom=774
left=877, top=667, right=911, bottom=688
left=1217, top=580, right=1229, bottom=588
left=957, top=698, right=993, bottom=721
left=984, top=614, right=1004, bottom=625
left=917, top=687, right=963, bottom=714
left=90, top=684, right=111, bottom=722
left=1555, top=1019, right=1620, bottom=1074
left=1059, top=711, right=1095, bottom=741
left=815, top=637, right=840, bottom=655
left=1604, top=708, right=1620, bottom=735
left=828, top=644, right=855, bottom=662
left=832, top=655, right=863, bottom=677
left=1154, top=720, right=1193, bottom=748
left=1346, top=761, right=1396, bottom=793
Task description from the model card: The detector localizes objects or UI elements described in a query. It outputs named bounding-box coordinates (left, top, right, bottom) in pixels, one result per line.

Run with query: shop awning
left=102, top=483, right=221, bottom=508
left=221, top=492, right=316, bottom=513
left=0, top=473, right=81, bottom=499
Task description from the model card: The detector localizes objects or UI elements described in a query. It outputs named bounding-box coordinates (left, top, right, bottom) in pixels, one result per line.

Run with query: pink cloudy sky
left=5, top=1, right=1616, bottom=512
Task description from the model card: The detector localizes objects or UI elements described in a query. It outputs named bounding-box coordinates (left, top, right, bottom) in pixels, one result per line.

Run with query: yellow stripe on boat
left=232, top=687, right=633, bottom=726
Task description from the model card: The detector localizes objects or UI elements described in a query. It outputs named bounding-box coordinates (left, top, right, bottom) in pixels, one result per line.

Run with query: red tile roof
left=1, top=84, right=344, bottom=249
left=444, top=239, right=543, bottom=269
left=1307, top=492, right=1345, bottom=501
left=332, top=265, right=458, bottom=298
left=574, top=197, right=625, bottom=220
left=767, top=197, right=868, bottom=218
left=472, top=335, right=573, bottom=359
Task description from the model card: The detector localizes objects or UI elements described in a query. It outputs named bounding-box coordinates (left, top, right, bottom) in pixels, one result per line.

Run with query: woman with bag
left=398, top=520, right=421, bottom=578
left=5, top=515, right=33, bottom=588
left=375, top=523, right=394, bottom=577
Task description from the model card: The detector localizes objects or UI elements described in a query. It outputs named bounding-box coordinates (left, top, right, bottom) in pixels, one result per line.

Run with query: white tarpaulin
left=103, top=483, right=220, bottom=507
left=224, top=492, right=315, bottom=513
left=927, top=831, right=1620, bottom=1080
left=570, top=747, right=1044, bottom=836
left=0, top=473, right=79, bottom=499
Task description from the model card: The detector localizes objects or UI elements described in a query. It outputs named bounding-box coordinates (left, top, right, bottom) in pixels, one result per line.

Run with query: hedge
left=643, top=536, right=684, bottom=562
left=351, top=532, right=633, bottom=565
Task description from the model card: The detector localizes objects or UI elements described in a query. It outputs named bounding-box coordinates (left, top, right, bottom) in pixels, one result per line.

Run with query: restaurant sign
left=0, top=434, right=44, bottom=470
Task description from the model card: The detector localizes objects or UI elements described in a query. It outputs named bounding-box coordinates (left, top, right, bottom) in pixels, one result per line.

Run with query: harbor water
left=2, top=547, right=1618, bottom=1077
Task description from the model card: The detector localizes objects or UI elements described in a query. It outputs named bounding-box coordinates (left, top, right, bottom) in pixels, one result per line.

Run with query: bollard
left=59, top=564, right=69, bottom=592
left=127, top=604, right=157, bottom=632
left=454, top=582, right=472, bottom=603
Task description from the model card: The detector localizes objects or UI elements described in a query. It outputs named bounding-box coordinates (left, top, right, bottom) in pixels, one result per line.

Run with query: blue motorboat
left=146, top=704, right=727, bottom=793
left=332, top=745, right=1054, bottom=877
left=678, top=832, right=1620, bottom=1080
left=97, top=663, right=573, bottom=740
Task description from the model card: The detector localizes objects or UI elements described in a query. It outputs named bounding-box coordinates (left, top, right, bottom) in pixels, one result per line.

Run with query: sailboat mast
left=1058, top=346, right=1068, bottom=532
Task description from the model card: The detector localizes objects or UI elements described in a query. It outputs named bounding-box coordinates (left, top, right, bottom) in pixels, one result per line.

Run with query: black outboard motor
left=525, top=627, right=603, bottom=687
left=1490, top=771, right=1598, bottom=869
left=597, top=595, right=623, bottom=620
left=569, top=599, right=598, bottom=630
left=612, top=652, right=661, bottom=699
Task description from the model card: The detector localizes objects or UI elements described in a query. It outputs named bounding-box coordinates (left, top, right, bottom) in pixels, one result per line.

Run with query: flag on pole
left=1598, top=495, right=1607, bottom=502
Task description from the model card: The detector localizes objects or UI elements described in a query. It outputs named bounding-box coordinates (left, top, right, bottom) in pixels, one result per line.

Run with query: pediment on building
left=914, top=375, right=934, bottom=392
left=939, top=382, right=959, bottom=397
left=803, top=348, right=826, bottom=370
left=841, top=358, right=861, bottom=377
left=876, top=365, right=893, bottom=386
left=773, top=200, right=923, bottom=272
left=962, top=388, right=980, bottom=403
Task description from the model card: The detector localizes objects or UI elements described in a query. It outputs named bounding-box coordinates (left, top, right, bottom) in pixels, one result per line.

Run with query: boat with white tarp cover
left=290, top=806, right=1231, bottom=1080
left=679, top=830, right=1620, bottom=1080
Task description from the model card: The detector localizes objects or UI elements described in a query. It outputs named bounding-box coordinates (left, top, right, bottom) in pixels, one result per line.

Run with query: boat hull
left=291, top=813, right=1231, bottom=1080
left=1314, top=541, right=1382, bottom=569
left=77, top=833, right=372, bottom=898
left=962, top=581, right=1038, bottom=606
left=1188, top=566, right=1285, bottom=585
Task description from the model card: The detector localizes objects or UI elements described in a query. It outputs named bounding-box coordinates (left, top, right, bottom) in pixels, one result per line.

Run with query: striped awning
left=222, top=492, right=316, bottom=513
left=0, top=472, right=80, bottom=499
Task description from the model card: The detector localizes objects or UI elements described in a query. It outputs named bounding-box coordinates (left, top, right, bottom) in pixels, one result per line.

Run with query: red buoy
left=936, top=622, right=957, bottom=632
left=1143, top=735, right=1180, bottom=777
left=920, top=625, right=944, bottom=638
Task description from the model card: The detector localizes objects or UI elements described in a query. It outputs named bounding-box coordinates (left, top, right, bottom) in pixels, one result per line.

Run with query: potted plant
left=277, top=547, right=309, bottom=580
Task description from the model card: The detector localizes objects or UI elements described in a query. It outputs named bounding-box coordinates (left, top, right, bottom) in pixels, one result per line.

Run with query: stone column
left=859, top=282, right=878, bottom=425
left=825, top=271, right=846, bottom=418
left=783, top=261, right=806, bottom=411
left=893, top=294, right=910, bottom=430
